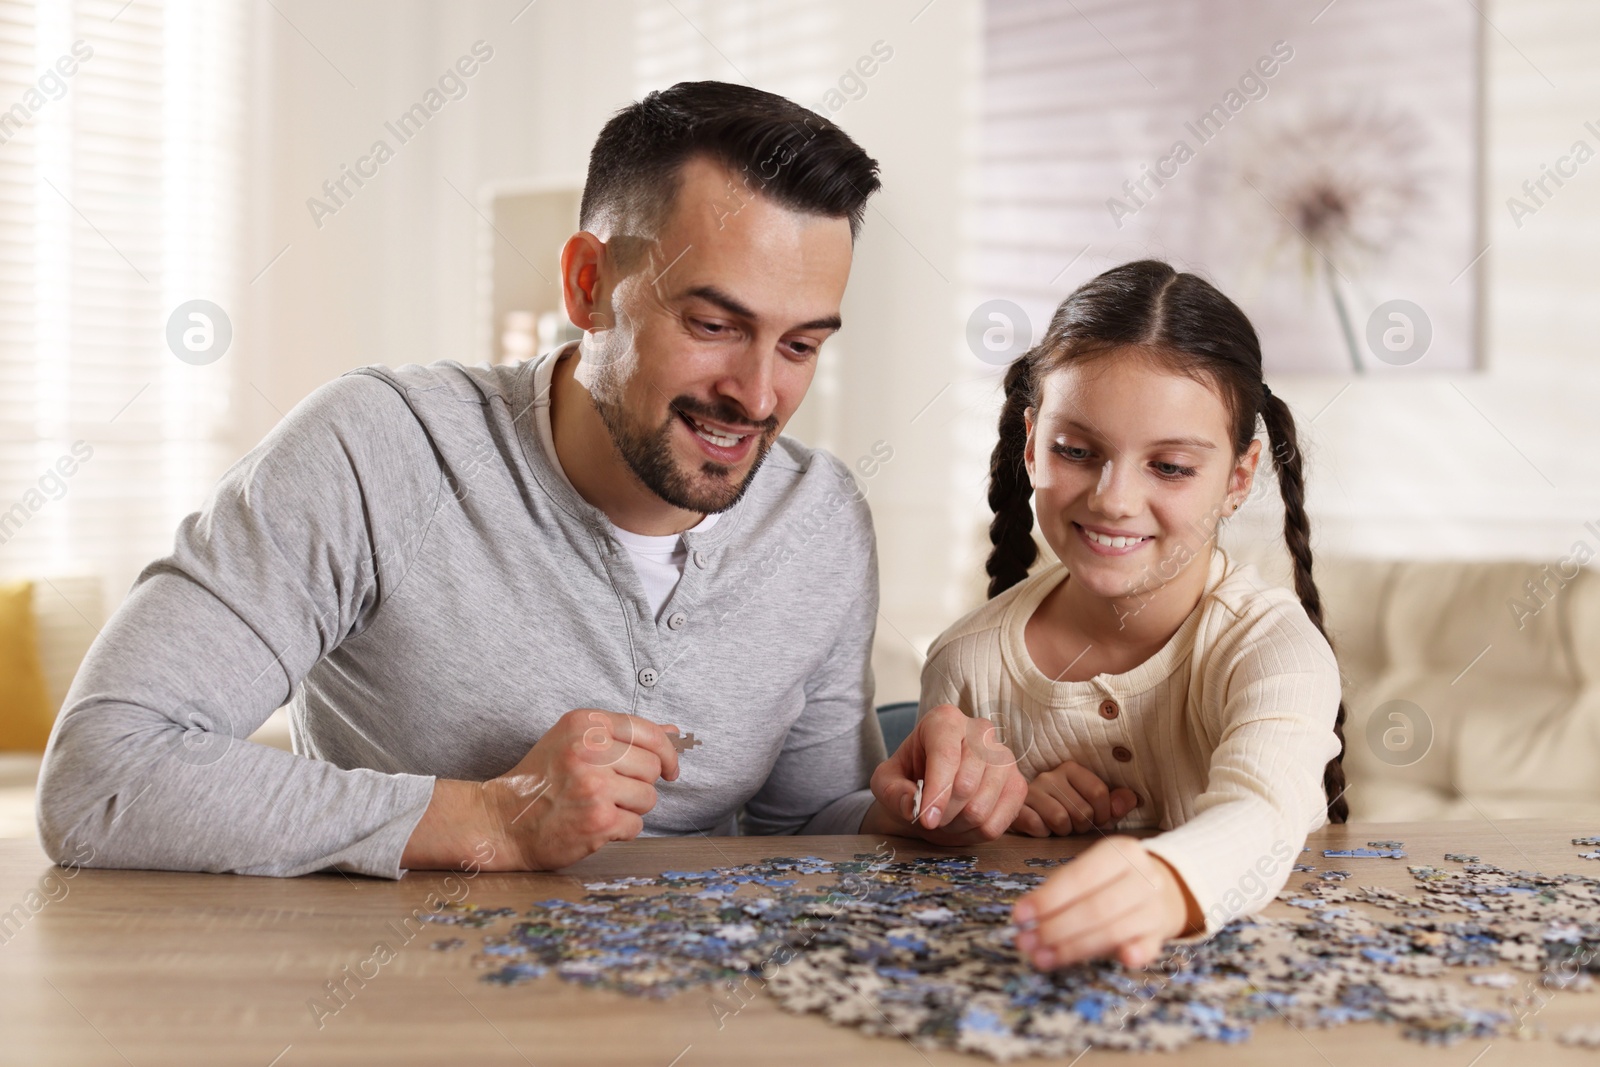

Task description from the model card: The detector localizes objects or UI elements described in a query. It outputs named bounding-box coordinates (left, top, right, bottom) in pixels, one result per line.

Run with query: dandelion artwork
left=972, top=0, right=1483, bottom=374
left=1237, top=104, right=1429, bottom=373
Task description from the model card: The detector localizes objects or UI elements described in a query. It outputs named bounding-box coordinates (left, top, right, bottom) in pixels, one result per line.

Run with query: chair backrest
left=875, top=701, right=918, bottom=758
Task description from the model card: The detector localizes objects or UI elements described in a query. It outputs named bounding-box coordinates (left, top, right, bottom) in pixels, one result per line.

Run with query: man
left=37, top=82, right=1023, bottom=877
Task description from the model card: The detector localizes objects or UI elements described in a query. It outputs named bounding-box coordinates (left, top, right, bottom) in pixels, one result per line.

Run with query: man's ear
left=560, top=232, right=610, bottom=333
left=1022, top=406, right=1037, bottom=487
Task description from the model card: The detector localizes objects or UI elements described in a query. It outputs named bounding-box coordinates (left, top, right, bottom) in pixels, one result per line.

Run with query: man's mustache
left=668, top=396, right=778, bottom=436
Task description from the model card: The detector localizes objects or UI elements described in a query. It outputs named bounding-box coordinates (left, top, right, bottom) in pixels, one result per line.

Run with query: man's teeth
left=1084, top=528, right=1149, bottom=549
left=689, top=417, right=747, bottom=448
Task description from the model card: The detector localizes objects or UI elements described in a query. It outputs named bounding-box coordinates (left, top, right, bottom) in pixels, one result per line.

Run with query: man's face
left=580, top=156, right=855, bottom=513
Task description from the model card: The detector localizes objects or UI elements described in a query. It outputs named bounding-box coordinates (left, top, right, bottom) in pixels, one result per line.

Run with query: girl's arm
left=1011, top=607, right=1342, bottom=968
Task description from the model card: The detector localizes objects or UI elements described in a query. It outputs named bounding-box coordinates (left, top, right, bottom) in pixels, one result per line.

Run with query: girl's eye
left=1152, top=461, right=1198, bottom=479
left=1050, top=443, right=1092, bottom=462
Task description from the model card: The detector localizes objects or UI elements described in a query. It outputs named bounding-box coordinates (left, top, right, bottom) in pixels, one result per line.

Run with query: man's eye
left=694, top=319, right=725, bottom=335
left=786, top=341, right=816, bottom=358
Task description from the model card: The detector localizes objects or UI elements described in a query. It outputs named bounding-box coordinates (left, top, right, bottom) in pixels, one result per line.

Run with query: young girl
left=920, top=260, right=1346, bottom=970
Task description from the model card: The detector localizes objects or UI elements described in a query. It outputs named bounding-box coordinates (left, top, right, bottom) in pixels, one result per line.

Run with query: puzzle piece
left=1325, top=847, right=1406, bottom=859
left=670, top=731, right=701, bottom=754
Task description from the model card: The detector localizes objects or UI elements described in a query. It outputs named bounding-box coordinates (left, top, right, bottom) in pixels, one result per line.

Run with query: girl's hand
left=1009, top=760, right=1139, bottom=837
left=865, top=703, right=1029, bottom=844
left=1011, top=836, right=1201, bottom=969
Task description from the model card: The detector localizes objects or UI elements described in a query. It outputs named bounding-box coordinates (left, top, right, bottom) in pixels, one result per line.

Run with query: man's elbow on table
left=34, top=701, right=161, bottom=872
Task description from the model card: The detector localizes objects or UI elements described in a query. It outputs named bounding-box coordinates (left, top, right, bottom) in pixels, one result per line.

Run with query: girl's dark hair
left=985, top=259, right=1348, bottom=823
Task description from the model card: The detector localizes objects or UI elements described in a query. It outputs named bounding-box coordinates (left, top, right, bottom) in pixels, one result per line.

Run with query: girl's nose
left=1089, top=459, right=1138, bottom=517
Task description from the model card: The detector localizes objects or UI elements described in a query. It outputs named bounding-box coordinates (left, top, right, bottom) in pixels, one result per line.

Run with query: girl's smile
left=1072, top=522, right=1154, bottom=555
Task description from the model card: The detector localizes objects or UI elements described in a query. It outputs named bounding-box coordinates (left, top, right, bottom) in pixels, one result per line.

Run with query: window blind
left=0, top=0, right=243, bottom=626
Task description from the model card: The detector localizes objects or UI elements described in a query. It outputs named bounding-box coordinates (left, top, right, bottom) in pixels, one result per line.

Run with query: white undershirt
left=533, top=350, right=718, bottom=620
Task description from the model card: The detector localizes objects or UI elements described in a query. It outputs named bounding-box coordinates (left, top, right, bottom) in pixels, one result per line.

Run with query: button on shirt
left=918, top=550, right=1341, bottom=934
left=36, top=344, right=884, bottom=880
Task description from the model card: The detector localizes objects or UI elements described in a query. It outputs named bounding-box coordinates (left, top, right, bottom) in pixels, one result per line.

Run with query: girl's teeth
left=1086, top=528, right=1147, bottom=548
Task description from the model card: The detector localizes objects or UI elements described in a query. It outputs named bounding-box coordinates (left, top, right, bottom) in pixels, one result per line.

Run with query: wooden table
left=1, top=820, right=1596, bottom=1066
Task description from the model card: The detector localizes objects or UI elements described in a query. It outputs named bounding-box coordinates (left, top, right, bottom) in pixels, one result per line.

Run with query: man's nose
left=714, top=344, right=777, bottom=425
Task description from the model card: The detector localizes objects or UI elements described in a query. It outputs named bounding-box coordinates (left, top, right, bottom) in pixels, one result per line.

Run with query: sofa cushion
left=1322, top=558, right=1600, bottom=821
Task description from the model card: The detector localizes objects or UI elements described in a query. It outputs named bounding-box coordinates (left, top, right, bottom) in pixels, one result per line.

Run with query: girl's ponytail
left=985, top=357, right=1039, bottom=599
left=1260, top=390, right=1349, bottom=823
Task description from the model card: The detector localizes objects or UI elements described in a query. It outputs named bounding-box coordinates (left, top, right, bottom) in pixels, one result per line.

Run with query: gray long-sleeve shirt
left=35, top=346, right=884, bottom=878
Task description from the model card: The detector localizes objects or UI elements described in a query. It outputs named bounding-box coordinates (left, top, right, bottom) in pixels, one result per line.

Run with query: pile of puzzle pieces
left=430, top=838, right=1600, bottom=1059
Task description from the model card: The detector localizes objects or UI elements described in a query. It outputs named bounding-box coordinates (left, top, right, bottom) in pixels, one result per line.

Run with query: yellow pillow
left=0, top=580, right=56, bottom=751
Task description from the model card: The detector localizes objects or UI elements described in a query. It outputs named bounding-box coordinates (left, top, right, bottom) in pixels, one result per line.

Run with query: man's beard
left=590, top=378, right=778, bottom=514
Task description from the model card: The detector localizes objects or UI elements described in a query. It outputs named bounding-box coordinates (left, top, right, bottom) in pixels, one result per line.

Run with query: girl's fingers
left=1059, top=763, right=1113, bottom=825
left=1025, top=871, right=1146, bottom=951
left=1014, top=837, right=1140, bottom=926
left=1024, top=788, right=1075, bottom=836
left=1109, top=787, right=1140, bottom=820
left=1034, top=776, right=1095, bottom=833
left=1031, top=894, right=1154, bottom=969
left=1117, top=932, right=1168, bottom=970
left=1011, top=803, right=1050, bottom=838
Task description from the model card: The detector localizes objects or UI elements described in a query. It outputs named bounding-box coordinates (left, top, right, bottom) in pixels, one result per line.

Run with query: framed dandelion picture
left=974, top=0, right=1483, bottom=373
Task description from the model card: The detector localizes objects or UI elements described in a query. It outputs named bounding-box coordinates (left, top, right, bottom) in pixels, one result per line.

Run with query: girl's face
left=1023, top=350, right=1261, bottom=607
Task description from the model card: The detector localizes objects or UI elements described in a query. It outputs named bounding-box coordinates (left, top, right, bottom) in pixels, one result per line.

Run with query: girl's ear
left=1022, top=406, right=1038, bottom=486
left=1228, top=438, right=1263, bottom=509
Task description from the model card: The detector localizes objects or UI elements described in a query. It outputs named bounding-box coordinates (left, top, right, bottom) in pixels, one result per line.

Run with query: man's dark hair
left=580, top=80, right=881, bottom=241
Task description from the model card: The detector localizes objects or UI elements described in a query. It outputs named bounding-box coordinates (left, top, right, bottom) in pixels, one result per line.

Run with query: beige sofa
left=1318, top=557, right=1600, bottom=823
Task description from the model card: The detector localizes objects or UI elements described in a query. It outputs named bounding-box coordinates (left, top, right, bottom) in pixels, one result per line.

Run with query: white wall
left=235, top=0, right=1600, bottom=706
left=1236, top=0, right=1600, bottom=572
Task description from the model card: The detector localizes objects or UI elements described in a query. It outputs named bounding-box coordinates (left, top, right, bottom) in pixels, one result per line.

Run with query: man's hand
left=1010, top=759, right=1139, bottom=837
left=1011, top=836, right=1201, bottom=970
left=402, top=709, right=680, bottom=871
left=861, top=703, right=1027, bottom=844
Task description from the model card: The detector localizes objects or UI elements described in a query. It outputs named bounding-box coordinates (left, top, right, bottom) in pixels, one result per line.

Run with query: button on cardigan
left=919, top=550, right=1342, bottom=932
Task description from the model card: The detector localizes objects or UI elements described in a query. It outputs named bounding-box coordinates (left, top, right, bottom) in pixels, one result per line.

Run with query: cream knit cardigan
left=918, top=549, right=1343, bottom=932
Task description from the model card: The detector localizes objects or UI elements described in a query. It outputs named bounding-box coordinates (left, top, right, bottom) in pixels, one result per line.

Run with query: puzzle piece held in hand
left=670, top=731, right=701, bottom=754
